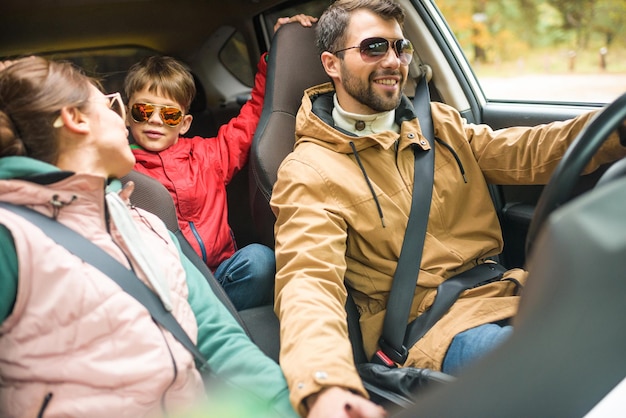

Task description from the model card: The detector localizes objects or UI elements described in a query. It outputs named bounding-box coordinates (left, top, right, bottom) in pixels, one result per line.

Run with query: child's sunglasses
left=130, top=102, right=184, bottom=127
left=333, top=37, right=414, bottom=65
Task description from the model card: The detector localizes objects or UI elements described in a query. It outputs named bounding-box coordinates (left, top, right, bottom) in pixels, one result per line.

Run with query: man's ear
left=321, top=51, right=341, bottom=83
left=178, top=114, right=194, bottom=136
left=54, top=106, right=90, bottom=134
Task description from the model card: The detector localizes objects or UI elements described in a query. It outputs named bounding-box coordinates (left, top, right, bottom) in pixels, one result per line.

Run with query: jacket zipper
left=188, top=222, right=208, bottom=263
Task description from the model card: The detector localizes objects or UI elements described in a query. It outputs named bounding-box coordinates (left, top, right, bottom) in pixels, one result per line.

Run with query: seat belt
left=0, top=201, right=211, bottom=375
left=374, top=74, right=435, bottom=366
left=373, top=76, right=507, bottom=367
left=403, top=262, right=506, bottom=349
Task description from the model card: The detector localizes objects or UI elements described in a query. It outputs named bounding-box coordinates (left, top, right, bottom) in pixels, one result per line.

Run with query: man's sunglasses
left=333, top=37, right=414, bottom=65
left=130, top=102, right=184, bottom=127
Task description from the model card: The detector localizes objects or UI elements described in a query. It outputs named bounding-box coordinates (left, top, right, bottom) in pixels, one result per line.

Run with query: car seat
left=248, top=21, right=329, bottom=250
left=247, top=21, right=368, bottom=364
left=122, top=170, right=288, bottom=359
left=120, top=170, right=249, bottom=334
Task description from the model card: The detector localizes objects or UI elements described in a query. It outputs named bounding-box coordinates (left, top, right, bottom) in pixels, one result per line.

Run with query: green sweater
left=0, top=156, right=296, bottom=418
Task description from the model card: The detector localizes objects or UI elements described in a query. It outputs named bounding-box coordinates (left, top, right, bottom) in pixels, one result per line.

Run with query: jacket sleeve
left=271, top=158, right=367, bottom=416
left=0, top=224, right=18, bottom=323
left=212, top=53, right=268, bottom=185
left=432, top=104, right=626, bottom=185
left=170, top=231, right=297, bottom=418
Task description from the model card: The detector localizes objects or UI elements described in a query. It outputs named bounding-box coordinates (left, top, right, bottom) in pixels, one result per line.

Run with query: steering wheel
left=525, top=92, right=626, bottom=257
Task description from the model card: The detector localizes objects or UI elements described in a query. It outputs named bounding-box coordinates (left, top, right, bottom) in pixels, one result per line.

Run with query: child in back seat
left=124, top=14, right=317, bottom=311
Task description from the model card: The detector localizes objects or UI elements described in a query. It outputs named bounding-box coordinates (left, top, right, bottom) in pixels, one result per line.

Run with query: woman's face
left=85, top=86, right=136, bottom=178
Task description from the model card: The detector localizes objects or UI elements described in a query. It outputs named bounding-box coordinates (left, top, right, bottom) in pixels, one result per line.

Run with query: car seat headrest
left=248, top=22, right=328, bottom=248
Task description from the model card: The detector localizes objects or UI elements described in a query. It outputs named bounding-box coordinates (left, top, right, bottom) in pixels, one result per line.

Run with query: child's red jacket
left=132, top=54, right=267, bottom=271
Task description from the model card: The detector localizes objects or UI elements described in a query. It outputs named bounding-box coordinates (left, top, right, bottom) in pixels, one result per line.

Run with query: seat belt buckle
left=374, top=338, right=408, bottom=366
left=372, top=349, right=397, bottom=368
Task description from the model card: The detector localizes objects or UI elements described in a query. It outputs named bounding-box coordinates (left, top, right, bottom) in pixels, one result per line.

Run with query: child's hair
left=123, top=56, right=196, bottom=112
left=0, top=56, right=94, bottom=164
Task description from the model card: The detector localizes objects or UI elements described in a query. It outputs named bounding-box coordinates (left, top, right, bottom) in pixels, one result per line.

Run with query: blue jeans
left=442, top=322, right=513, bottom=376
left=213, top=243, right=275, bottom=311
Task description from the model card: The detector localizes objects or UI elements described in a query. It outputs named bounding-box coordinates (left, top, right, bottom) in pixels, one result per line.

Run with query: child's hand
left=274, top=14, right=318, bottom=33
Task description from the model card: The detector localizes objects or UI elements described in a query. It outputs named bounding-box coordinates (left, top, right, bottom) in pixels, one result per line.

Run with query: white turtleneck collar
left=332, top=94, right=399, bottom=136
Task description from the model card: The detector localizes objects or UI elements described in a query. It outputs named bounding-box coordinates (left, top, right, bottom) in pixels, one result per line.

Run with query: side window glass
left=438, top=0, right=626, bottom=104
left=220, top=31, right=254, bottom=87
left=43, top=47, right=157, bottom=95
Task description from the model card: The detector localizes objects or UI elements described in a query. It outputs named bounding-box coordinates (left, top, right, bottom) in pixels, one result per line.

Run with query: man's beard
left=341, top=64, right=404, bottom=112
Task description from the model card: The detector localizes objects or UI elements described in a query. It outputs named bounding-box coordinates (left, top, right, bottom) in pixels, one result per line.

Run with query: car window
left=436, top=0, right=626, bottom=104
left=220, top=31, right=255, bottom=87
left=42, top=48, right=157, bottom=96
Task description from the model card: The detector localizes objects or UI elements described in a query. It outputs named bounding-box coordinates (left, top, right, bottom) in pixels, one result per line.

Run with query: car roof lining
left=0, top=0, right=284, bottom=58
left=1, top=0, right=472, bottom=116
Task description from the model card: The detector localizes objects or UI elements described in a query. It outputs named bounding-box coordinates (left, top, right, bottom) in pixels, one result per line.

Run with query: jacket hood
left=294, top=82, right=418, bottom=154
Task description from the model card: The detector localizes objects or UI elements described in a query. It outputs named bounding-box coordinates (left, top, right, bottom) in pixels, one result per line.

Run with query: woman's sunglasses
left=130, top=102, right=184, bottom=127
left=52, top=92, right=125, bottom=128
left=105, top=92, right=126, bottom=121
left=333, top=37, right=414, bottom=65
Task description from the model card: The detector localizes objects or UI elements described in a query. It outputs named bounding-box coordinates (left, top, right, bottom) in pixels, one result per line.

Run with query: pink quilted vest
left=0, top=174, right=204, bottom=417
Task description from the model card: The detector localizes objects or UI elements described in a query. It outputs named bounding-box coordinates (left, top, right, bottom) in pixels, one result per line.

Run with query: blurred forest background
left=438, top=0, right=626, bottom=76
left=273, top=0, right=626, bottom=101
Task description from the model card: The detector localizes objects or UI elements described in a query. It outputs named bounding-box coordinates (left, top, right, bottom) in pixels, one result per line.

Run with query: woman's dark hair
left=0, top=57, right=94, bottom=164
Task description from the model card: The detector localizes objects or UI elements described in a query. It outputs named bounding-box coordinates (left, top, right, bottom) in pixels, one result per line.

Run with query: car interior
left=121, top=20, right=626, bottom=417
left=1, top=0, right=612, bottom=268
left=2, top=0, right=626, bottom=415
left=120, top=19, right=377, bottom=364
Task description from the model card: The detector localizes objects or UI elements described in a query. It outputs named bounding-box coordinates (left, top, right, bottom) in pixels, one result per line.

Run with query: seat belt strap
left=375, top=75, right=435, bottom=365
left=404, top=263, right=506, bottom=348
left=0, top=201, right=210, bottom=374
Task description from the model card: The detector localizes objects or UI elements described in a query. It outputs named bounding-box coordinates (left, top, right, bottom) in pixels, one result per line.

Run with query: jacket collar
left=332, top=94, right=398, bottom=136
left=0, top=156, right=123, bottom=216
left=296, top=83, right=421, bottom=154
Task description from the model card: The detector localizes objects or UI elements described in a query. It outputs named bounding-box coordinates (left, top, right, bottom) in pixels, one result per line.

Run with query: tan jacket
left=0, top=173, right=203, bottom=417
left=271, top=82, right=625, bottom=414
